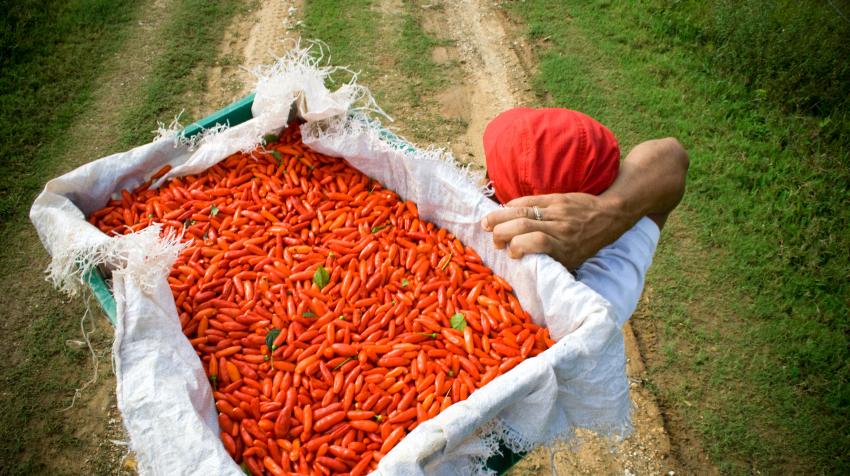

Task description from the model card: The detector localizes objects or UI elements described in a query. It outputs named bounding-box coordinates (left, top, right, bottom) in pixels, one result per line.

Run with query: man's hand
left=481, top=193, right=630, bottom=270
left=481, top=137, right=689, bottom=270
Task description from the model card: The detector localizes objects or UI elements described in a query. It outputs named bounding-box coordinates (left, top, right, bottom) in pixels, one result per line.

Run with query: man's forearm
left=600, top=137, right=689, bottom=230
left=480, top=137, right=688, bottom=269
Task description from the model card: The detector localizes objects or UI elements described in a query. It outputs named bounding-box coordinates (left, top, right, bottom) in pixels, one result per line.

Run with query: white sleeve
left=575, top=216, right=660, bottom=327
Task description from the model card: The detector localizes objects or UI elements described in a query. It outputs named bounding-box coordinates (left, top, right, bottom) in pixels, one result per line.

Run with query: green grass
left=396, top=4, right=450, bottom=106
left=118, top=0, right=243, bottom=146
left=394, top=2, right=465, bottom=141
left=0, top=0, right=139, bottom=235
left=0, top=0, right=242, bottom=473
left=303, top=0, right=463, bottom=143
left=0, top=2, right=141, bottom=470
left=0, top=300, right=98, bottom=474
left=651, top=0, right=849, bottom=138
left=302, top=0, right=382, bottom=87
left=507, top=0, right=849, bottom=473
left=303, top=0, right=447, bottom=91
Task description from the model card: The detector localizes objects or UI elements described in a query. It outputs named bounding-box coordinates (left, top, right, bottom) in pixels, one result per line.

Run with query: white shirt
left=576, top=217, right=661, bottom=327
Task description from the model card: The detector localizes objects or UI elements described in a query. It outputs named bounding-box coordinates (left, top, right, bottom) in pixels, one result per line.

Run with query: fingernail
left=481, top=218, right=490, bottom=231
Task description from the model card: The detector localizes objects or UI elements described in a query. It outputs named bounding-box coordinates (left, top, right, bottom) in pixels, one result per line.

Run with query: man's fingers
left=491, top=218, right=553, bottom=249
left=481, top=205, right=536, bottom=231
left=504, top=194, right=561, bottom=209
left=507, top=231, right=556, bottom=259
left=481, top=194, right=564, bottom=230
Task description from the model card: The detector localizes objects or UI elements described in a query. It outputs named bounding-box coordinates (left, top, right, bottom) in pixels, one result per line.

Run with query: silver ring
left=532, top=206, right=543, bottom=221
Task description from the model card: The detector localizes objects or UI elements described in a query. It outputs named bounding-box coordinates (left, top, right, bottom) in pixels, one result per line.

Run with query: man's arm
left=481, top=137, right=689, bottom=270
left=575, top=217, right=660, bottom=326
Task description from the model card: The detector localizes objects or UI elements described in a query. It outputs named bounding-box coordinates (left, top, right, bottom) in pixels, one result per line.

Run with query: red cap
left=483, top=108, right=620, bottom=204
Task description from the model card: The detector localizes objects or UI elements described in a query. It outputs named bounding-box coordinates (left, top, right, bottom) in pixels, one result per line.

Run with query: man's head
left=483, top=108, right=620, bottom=204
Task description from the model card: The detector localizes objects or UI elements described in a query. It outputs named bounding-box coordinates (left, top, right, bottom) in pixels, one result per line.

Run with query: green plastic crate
left=86, top=95, right=525, bottom=474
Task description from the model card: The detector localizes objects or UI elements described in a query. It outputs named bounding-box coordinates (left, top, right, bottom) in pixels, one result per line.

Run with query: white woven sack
left=30, top=46, right=631, bottom=476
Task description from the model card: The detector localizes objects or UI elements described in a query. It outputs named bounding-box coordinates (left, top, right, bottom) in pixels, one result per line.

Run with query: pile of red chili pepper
left=88, top=124, right=555, bottom=476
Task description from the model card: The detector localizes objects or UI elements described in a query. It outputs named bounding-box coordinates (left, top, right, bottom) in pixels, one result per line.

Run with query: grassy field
left=0, top=2, right=140, bottom=473
left=505, top=0, right=849, bottom=473
left=303, top=0, right=465, bottom=144
left=0, top=0, right=137, bottom=232
left=0, top=0, right=242, bottom=473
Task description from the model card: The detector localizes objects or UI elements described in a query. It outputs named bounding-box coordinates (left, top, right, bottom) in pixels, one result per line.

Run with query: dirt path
left=629, top=214, right=723, bottom=476
left=437, top=0, right=534, bottom=166
left=197, top=0, right=304, bottom=116
left=58, top=0, right=177, bottom=171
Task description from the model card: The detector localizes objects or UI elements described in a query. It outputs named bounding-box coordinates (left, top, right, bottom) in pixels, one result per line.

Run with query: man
left=480, top=108, right=688, bottom=324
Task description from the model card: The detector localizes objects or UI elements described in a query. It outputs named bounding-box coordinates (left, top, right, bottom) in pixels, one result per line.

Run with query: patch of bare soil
left=423, top=0, right=534, bottom=167
left=197, top=0, right=304, bottom=116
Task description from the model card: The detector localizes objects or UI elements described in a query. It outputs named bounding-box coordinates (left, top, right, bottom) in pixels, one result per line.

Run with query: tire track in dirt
left=630, top=214, right=723, bottom=476
left=197, top=0, right=304, bottom=116
left=436, top=0, right=534, bottom=167
left=417, top=1, right=679, bottom=474
left=57, top=0, right=178, bottom=171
